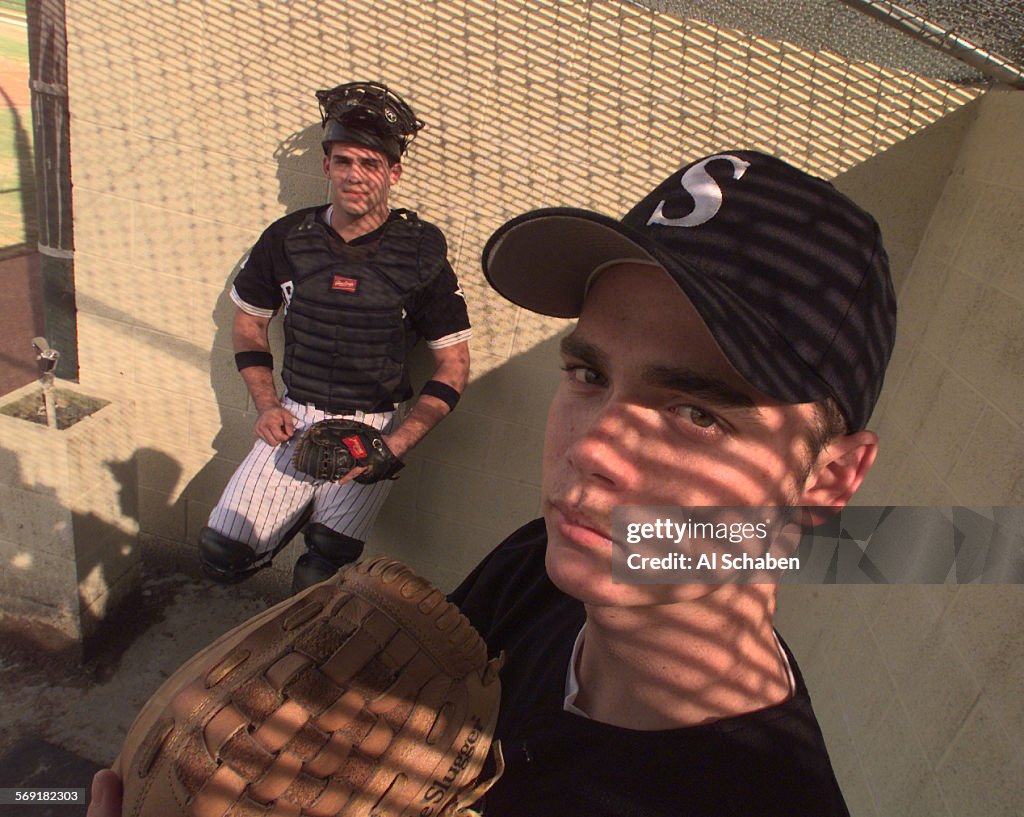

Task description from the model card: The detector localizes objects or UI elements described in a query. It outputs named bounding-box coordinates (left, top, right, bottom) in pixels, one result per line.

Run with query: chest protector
left=282, top=210, right=447, bottom=413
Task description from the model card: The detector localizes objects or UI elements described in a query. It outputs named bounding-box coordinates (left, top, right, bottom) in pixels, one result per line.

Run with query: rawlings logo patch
left=332, top=275, right=358, bottom=293
left=342, top=435, right=368, bottom=459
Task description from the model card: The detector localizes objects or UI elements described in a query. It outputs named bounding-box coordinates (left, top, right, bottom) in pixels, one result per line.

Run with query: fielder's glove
left=114, top=558, right=504, bottom=817
left=290, top=419, right=404, bottom=484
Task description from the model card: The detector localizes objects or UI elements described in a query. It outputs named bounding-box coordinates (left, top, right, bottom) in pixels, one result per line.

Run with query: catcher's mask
left=317, top=81, right=423, bottom=163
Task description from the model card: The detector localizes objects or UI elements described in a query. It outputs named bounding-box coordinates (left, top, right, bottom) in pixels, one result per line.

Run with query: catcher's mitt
left=291, top=419, right=404, bottom=484
left=114, top=558, right=503, bottom=817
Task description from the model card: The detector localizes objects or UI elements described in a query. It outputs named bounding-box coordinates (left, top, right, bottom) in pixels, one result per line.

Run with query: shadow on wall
left=0, top=444, right=140, bottom=662
left=166, top=124, right=327, bottom=567
left=0, top=438, right=293, bottom=664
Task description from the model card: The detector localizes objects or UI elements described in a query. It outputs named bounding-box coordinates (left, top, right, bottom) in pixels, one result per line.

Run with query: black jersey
left=231, top=206, right=470, bottom=349
left=450, top=519, right=851, bottom=817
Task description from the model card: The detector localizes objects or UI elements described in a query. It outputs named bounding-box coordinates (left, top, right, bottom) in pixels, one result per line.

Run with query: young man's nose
left=564, top=401, right=646, bottom=490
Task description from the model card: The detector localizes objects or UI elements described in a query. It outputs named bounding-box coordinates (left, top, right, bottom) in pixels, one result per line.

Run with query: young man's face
left=322, top=142, right=401, bottom=222
left=541, top=263, right=837, bottom=607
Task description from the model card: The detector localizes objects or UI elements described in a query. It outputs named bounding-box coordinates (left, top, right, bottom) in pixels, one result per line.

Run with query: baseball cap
left=482, top=150, right=897, bottom=431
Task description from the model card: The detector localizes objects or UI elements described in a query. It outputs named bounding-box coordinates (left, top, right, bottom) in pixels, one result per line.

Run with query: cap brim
left=482, top=207, right=835, bottom=409
left=483, top=209, right=660, bottom=318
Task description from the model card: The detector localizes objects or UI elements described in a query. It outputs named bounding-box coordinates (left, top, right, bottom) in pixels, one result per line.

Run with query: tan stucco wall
left=777, top=86, right=1024, bottom=817
left=56, top=1, right=1022, bottom=813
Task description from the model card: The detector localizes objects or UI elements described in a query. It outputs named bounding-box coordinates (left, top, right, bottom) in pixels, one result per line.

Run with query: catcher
left=200, top=81, right=471, bottom=595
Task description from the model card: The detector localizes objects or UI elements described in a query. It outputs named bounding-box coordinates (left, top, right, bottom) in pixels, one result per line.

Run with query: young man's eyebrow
left=560, top=335, right=608, bottom=369
left=645, top=365, right=760, bottom=413
left=560, top=334, right=760, bottom=413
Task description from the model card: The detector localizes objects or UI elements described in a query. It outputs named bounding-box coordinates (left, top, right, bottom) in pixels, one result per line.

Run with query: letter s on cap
left=647, top=154, right=751, bottom=228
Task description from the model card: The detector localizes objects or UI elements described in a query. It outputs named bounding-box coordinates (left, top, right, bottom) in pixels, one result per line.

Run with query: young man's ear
left=799, top=430, right=878, bottom=520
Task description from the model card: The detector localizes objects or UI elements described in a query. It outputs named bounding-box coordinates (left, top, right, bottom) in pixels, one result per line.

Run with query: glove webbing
left=131, top=562, right=498, bottom=817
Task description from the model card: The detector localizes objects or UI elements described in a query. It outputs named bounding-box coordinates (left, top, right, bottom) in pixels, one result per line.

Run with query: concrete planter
left=0, top=380, right=139, bottom=657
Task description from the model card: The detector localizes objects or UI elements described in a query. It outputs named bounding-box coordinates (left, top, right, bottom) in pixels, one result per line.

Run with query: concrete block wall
left=776, top=86, right=1024, bottom=817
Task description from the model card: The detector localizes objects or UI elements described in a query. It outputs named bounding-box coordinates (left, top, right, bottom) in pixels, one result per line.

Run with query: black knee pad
left=198, top=526, right=263, bottom=584
left=305, top=523, right=365, bottom=565
left=291, top=524, right=364, bottom=594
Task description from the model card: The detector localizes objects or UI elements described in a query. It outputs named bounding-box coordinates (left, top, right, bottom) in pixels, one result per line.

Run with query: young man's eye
left=672, top=405, right=722, bottom=433
left=562, top=364, right=603, bottom=386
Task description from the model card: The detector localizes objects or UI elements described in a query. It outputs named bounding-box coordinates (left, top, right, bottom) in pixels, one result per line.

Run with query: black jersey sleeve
left=230, top=208, right=320, bottom=316
left=407, top=262, right=472, bottom=348
left=231, top=231, right=284, bottom=316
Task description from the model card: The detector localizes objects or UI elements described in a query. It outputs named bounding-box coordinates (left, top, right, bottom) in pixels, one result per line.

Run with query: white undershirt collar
left=562, top=623, right=796, bottom=718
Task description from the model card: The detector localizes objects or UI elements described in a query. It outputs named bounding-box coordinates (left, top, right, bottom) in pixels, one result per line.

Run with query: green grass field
left=0, top=0, right=26, bottom=59
left=0, top=12, right=34, bottom=251
left=0, top=31, right=25, bottom=60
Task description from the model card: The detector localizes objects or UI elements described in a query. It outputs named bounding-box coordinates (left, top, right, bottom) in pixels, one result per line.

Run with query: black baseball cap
left=482, top=151, right=897, bottom=431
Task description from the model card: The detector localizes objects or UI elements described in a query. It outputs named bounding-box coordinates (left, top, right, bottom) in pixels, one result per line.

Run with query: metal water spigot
left=31, top=336, right=60, bottom=428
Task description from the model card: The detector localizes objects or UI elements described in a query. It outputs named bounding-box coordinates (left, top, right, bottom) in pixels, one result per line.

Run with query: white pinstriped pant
left=205, top=397, right=397, bottom=560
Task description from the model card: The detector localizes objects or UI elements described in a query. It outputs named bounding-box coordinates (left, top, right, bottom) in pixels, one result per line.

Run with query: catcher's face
left=323, top=143, right=401, bottom=223
left=541, top=263, right=826, bottom=607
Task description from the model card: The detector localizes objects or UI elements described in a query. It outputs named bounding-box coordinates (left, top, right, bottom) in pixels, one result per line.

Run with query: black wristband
left=235, top=351, right=274, bottom=371
left=420, top=379, right=461, bottom=412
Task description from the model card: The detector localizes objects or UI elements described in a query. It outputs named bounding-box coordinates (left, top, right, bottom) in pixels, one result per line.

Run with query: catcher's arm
left=233, top=308, right=296, bottom=445
left=373, top=341, right=468, bottom=458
